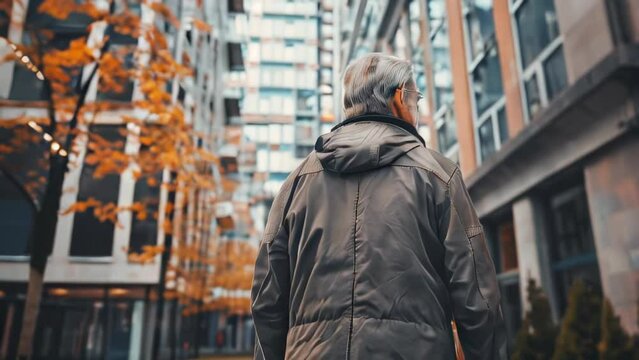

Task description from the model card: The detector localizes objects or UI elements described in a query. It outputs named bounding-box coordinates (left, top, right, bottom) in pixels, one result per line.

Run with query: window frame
left=462, top=0, right=507, bottom=165
left=427, top=0, right=458, bottom=159
left=475, top=97, right=506, bottom=163
left=509, top=0, right=565, bottom=123
left=434, top=104, right=459, bottom=160
left=68, top=123, right=128, bottom=261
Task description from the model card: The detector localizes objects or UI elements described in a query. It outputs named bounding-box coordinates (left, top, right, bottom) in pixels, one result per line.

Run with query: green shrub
left=552, top=280, right=601, bottom=360
left=512, top=278, right=558, bottom=360
left=598, top=298, right=634, bottom=359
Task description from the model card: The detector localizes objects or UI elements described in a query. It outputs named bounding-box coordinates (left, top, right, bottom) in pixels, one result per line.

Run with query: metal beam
left=374, top=0, right=405, bottom=52
left=342, top=0, right=368, bottom=71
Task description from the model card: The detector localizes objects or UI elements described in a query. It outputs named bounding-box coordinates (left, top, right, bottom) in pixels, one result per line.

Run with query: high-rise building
left=336, top=0, right=639, bottom=346
left=243, top=0, right=321, bottom=196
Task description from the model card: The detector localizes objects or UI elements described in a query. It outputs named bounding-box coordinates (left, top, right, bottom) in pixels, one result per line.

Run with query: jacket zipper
left=345, top=177, right=360, bottom=360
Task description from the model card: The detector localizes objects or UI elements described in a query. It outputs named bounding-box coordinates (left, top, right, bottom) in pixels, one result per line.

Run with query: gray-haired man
left=251, top=53, right=508, bottom=359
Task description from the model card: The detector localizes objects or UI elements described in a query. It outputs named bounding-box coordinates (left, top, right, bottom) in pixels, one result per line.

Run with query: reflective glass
left=515, top=0, right=560, bottom=68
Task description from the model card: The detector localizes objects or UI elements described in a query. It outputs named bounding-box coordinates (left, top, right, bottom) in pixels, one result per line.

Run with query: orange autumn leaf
left=148, top=2, right=180, bottom=28
left=192, top=19, right=212, bottom=32
left=61, top=197, right=101, bottom=215
left=37, top=0, right=80, bottom=20
left=109, top=11, right=141, bottom=38
left=146, top=176, right=158, bottom=187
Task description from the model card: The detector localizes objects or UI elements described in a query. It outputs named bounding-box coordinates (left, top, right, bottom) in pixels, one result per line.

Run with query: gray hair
left=342, top=53, right=415, bottom=118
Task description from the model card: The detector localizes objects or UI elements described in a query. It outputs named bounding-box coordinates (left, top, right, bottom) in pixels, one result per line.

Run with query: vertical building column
left=493, top=0, right=525, bottom=138
left=512, top=196, right=558, bottom=321
left=584, top=136, right=639, bottom=334
left=445, top=0, right=476, bottom=175
left=128, top=300, right=145, bottom=360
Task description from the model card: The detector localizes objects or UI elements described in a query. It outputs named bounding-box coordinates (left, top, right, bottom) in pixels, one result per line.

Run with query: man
left=251, top=53, right=508, bottom=359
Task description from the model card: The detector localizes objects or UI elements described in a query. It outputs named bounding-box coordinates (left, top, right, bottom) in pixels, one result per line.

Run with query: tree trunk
left=169, top=298, right=177, bottom=360
left=16, top=154, right=67, bottom=359
left=151, top=173, right=177, bottom=359
left=15, top=14, right=112, bottom=356
left=16, top=267, right=43, bottom=359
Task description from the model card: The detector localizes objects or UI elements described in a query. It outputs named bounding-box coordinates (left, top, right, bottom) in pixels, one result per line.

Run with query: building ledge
left=466, top=44, right=639, bottom=218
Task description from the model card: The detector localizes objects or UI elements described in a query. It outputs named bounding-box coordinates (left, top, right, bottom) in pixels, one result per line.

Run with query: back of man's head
left=342, top=53, right=414, bottom=119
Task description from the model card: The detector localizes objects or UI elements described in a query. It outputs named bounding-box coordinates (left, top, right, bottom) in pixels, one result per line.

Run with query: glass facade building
left=243, top=0, right=320, bottom=196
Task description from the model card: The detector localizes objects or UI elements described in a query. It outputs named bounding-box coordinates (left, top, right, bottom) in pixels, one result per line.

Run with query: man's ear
left=393, top=88, right=406, bottom=108
left=396, top=87, right=405, bottom=104
left=390, top=89, right=404, bottom=117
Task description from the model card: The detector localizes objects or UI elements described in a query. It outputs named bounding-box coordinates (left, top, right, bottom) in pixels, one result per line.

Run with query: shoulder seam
left=389, top=164, right=452, bottom=186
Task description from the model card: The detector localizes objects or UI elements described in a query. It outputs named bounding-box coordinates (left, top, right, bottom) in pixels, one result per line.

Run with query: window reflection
left=547, top=184, right=601, bottom=313
left=543, top=47, right=568, bottom=101
left=429, top=0, right=454, bottom=112
left=524, top=73, right=542, bottom=118
left=437, top=107, right=458, bottom=154
left=497, top=106, right=508, bottom=144
left=478, top=119, right=496, bottom=161
left=471, top=46, right=503, bottom=115
left=464, top=0, right=495, bottom=60
left=515, top=0, right=560, bottom=68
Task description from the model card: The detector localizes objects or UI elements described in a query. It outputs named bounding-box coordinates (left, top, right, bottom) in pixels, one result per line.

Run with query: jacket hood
left=314, top=113, right=424, bottom=174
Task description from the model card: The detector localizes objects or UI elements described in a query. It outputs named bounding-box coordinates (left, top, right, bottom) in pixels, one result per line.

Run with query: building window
left=485, top=216, right=521, bottom=346
left=436, top=106, right=458, bottom=157
left=0, top=171, right=34, bottom=256
left=498, top=221, right=518, bottom=272
left=471, top=46, right=503, bottom=116
left=512, top=0, right=567, bottom=120
left=294, top=122, right=316, bottom=146
left=464, top=0, right=496, bottom=61
left=477, top=118, right=495, bottom=162
left=546, top=184, right=600, bottom=313
left=297, top=90, right=317, bottom=113
left=497, top=106, right=508, bottom=143
left=228, top=0, right=245, bottom=14
left=464, top=0, right=504, bottom=115
left=228, top=42, right=245, bottom=71
left=9, top=32, right=47, bottom=101
left=128, top=145, right=162, bottom=255
left=543, top=46, right=568, bottom=100
left=70, top=125, right=126, bottom=257
left=514, top=0, right=560, bottom=68
left=428, top=0, right=458, bottom=161
left=431, top=35, right=454, bottom=110
left=523, top=73, right=541, bottom=117
left=0, top=122, right=50, bottom=257
left=0, top=3, right=10, bottom=38
left=464, top=0, right=507, bottom=164
left=96, top=42, right=136, bottom=102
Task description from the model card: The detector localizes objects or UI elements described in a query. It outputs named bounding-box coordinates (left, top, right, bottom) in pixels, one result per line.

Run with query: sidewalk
left=198, top=356, right=251, bottom=360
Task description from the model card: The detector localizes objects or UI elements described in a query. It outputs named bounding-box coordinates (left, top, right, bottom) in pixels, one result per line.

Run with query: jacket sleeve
left=251, top=169, right=300, bottom=360
left=439, top=168, right=508, bottom=359
left=251, top=227, right=290, bottom=360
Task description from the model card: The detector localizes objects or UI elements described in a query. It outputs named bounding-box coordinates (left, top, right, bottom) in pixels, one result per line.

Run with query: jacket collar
left=331, top=113, right=426, bottom=146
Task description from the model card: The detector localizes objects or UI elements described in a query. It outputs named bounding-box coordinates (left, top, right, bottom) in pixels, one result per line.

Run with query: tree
left=552, top=280, right=602, bottom=360
left=0, top=0, right=222, bottom=357
left=512, top=278, right=558, bottom=360
left=597, top=298, right=634, bottom=360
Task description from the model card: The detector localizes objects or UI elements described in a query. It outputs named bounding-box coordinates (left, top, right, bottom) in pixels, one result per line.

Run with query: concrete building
left=336, top=0, right=639, bottom=345
left=0, top=0, right=240, bottom=358
left=243, top=0, right=321, bottom=195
